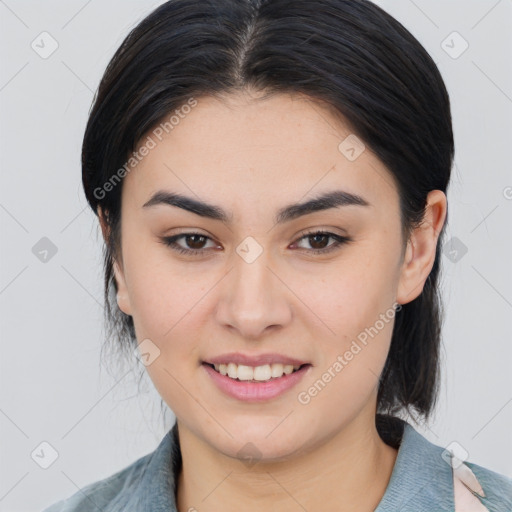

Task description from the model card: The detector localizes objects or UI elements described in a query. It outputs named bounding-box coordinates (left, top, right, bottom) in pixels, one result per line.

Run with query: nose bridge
left=233, top=245, right=272, bottom=299
left=216, top=238, right=291, bottom=337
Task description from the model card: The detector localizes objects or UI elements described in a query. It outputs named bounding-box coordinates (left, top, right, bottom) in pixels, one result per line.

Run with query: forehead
left=122, top=91, right=399, bottom=217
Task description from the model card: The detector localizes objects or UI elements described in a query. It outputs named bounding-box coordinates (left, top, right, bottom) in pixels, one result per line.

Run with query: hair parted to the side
left=82, top=0, right=454, bottom=429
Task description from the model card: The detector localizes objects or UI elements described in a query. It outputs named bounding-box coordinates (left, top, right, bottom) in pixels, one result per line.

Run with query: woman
left=43, top=0, right=512, bottom=510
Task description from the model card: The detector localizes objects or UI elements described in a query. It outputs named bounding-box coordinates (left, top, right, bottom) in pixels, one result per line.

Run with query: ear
left=396, top=190, right=447, bottom=305
left=97, top=206, right=133, bottom=316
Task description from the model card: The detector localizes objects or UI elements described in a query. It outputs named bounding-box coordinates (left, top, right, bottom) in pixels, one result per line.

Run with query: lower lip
left=202, top=363, right=312, bottom=402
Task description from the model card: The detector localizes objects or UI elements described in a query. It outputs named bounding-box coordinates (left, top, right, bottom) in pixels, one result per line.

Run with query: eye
left=159, top=232, right=219, bottom=256
left=160, top=230, right=351, bottom=257
left=291, top=230, right=352, bottom=254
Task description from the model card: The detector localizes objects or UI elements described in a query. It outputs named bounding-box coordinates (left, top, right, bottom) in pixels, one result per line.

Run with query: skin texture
left=98, top=90, right=447, bottom=511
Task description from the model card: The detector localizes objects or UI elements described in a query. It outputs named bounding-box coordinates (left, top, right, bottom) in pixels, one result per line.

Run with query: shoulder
left=41, top=451, right=154, bottom=512
left=375, top=416, right=512, bottom=512
left=464, top=460, right=512, bottom=510
left=41, top=425, right=181, bottom=512
left=408, top=423, right=512, bottom=511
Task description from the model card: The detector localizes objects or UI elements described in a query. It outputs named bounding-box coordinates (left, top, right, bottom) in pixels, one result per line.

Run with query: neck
left=176, top=409, right=398, bottom=512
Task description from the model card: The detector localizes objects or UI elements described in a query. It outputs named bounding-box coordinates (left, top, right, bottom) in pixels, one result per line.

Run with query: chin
left=213, top=422, right=307, bottom=463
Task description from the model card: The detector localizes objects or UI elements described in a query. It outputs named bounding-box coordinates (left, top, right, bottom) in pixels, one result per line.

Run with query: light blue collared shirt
left=42, top=418, right=512, bottom=511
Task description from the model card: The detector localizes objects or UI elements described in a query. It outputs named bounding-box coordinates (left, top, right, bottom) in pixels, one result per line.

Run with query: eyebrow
left=142, top=189, right=371, bottom=224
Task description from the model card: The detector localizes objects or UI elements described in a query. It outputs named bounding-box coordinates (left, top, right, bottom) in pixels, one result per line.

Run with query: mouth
left=201, top=361, right=312, bottom=402
left=202, top=362, right=311, bottom=383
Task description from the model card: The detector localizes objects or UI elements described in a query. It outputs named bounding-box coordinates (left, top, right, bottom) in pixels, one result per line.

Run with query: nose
left=214, top=245, right=293, bottom=340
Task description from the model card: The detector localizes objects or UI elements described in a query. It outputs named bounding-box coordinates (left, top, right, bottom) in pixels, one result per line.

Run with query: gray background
left=0, top=1, right=511, bottom=510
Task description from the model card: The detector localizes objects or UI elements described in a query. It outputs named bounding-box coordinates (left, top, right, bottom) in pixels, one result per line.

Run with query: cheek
left=291, top=248, right=398, bottom=401
left=125, top=259, right=206, bottom=413
left=292, top=246, right=398, bottom=339
left=122, top=236, right=205, bottom=335
left=297, top=275, right=397, bottom=419
left=305, top=275, right=395, bottom=381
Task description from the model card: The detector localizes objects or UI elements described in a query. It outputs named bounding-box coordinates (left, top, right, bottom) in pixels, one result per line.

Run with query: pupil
left=187, top=235, right=206, bottom=249
left=310, top=234, right=328, bottom=249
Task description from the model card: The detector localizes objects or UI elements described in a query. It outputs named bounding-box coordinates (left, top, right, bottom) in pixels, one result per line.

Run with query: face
left=104, top=90, right=445, bottom=462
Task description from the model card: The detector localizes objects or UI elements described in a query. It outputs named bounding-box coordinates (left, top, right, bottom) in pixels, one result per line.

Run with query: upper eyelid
left=165, top=225, right=348, bottom=238
left=167, top=228, right=346, bottom=240
left=166, top=230, right=348, bottom=249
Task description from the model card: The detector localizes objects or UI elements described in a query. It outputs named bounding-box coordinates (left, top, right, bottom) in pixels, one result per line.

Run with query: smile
left=206, top=362, right=305, bottom=382
left=202, top=362, right=312, bottom=402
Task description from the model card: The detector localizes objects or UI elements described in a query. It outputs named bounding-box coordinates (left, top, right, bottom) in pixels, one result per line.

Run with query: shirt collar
left=375, top=418, right=455, bottom=511
left=121, top=418, right=454, bottom=511
left=115, top=422, right=180, bottom=512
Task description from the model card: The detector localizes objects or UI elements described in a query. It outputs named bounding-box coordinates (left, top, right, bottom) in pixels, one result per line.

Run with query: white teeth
left=227, top=363, right=237, bottom=379
left=212, top=362, right=301, bottom=381
left=271, top=364, right=284, bottom=378
left=237, top=364, right=254, bottom=381
left=283, top=365, right=294, bottom=375
left=253, top=364, right=271, bottom=381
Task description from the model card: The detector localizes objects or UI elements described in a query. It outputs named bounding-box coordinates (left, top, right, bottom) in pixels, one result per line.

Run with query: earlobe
left=97, top=206, right=109, bottom=243
left=98, top=206, right=133, bottom=316
left=113, top=260, right=132, bottom=316
left=396, top=190, right=447, bottom=305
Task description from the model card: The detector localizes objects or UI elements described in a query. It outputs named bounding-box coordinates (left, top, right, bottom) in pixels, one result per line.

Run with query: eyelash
left=159, top=230, right=352, bottom=257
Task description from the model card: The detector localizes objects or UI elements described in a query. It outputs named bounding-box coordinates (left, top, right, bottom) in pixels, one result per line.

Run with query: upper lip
left=203, top=352, right=310, bottom=367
